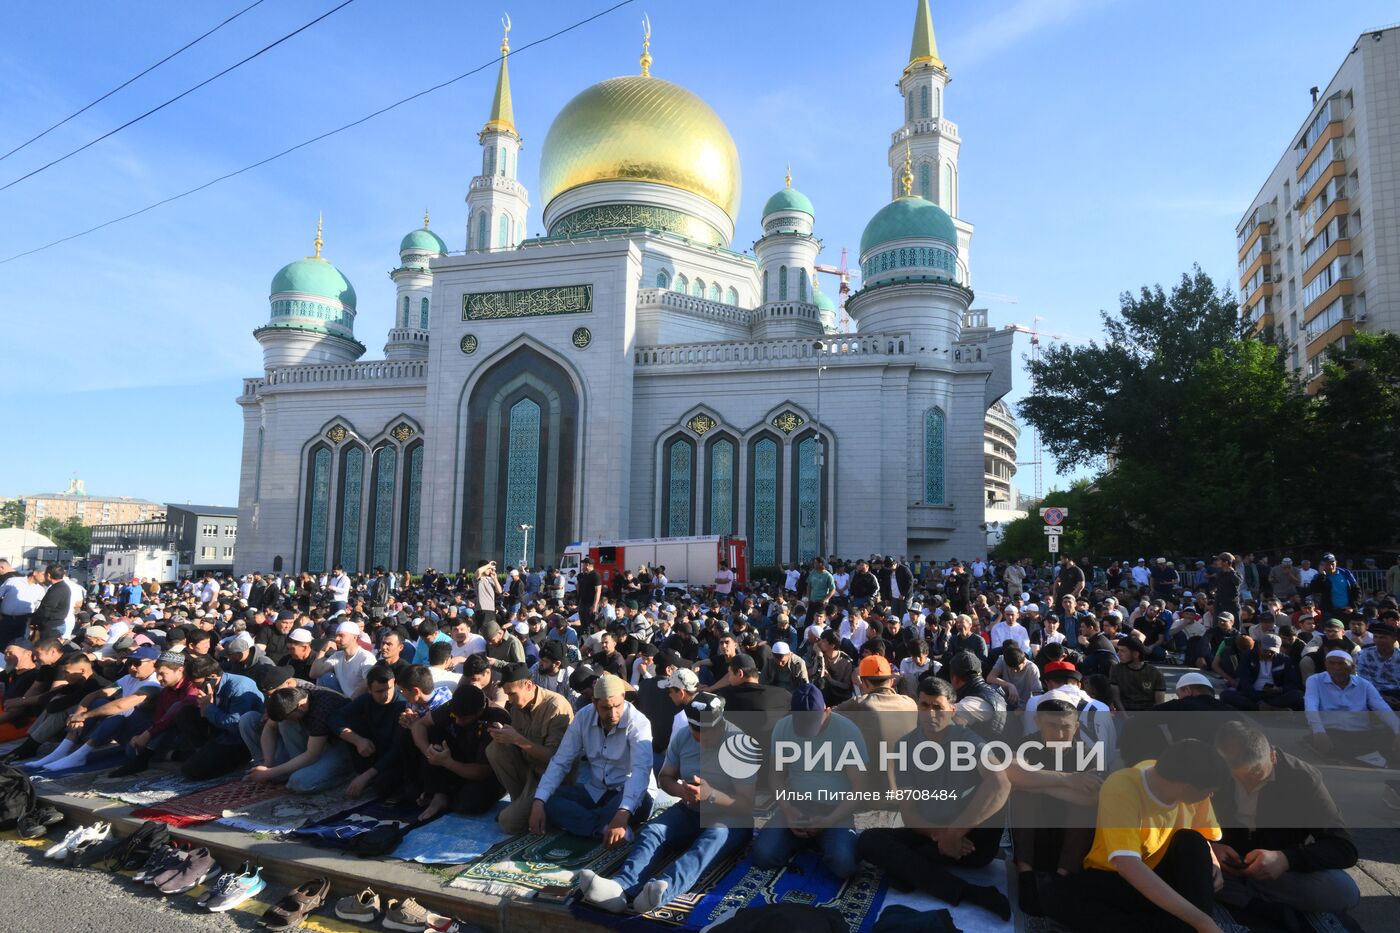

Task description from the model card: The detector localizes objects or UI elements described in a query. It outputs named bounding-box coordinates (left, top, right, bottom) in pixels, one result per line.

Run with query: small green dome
left=270, top=258, right=357, bottom=309
left=762, top=186, right=814, bottom=218
left=859, top=196, right=957, bottom=255
left=814, top=289, right=837, bottom=312
left=400, top=227, right=447, bottom=254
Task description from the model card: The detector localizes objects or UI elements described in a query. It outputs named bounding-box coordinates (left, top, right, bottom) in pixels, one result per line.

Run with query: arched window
left=254, top=427, right=264, bottom=501
left=366, top=445, right=398, bottom=570
left=502, top=398, right=541, bottom=567
left=906, top=93, right=913, bottom=122
left=498, top=146, right=507, bottom=177
left=923, top=407, right=946, bottom=505
left=663, top=436, right=695, bottom=536
left=336, top=445, right=364, bottom=570
left=475, top=212, right=487, bottom=252
left=748, top=435, right=781, bottom=566
left=762, top=269, right=769, bottom=301
left=725, top=286, right=739, bottom=306
left=919, top=163, right=932, bottom=201
left=399, top=441, right=424, bottom=570
left=496, top=214, right=510, bottom=248
left=692, top=277, right=705, bottom=298
left=941, top=163, right=955, bottom=213
left=419, top=297, right=429, bottom=329
left=674, top=273, right=688, bottom=293
left=401, top=295, right=410, bottom=328
left=933, top=85, right=941, bottom=118
left=920, top=85, right=930, bottom=118
left=709, top=282, right=721, bottom=302
left=484, top=147, right=496, bottom=176
left=799, top=270, right=809, bottom=301
left=656, top=270, right=671, bottom=289
left=778, top=266, right=788, bottom=300
left=707, top=436, right=736, bottom=535
left=302, top=445, right=332, bottom=573
left=792, top=434, right=823, bottom=562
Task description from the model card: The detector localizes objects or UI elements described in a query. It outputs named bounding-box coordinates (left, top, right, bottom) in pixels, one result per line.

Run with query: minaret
left=754, top=166, right=823, bottom=338
left=255, top=215, right=364, bottom=369
left=466, top=15, right=529, bottom=252
left=385, top=208, right=446, bottom=360
left=889, top=0, right=973, bottom=284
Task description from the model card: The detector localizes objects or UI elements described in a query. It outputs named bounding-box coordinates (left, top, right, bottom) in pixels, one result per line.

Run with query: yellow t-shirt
left=1083, top=760, right=1222, bottom=872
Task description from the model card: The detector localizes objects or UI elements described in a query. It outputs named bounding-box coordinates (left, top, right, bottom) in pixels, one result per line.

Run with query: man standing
left=531, top=673, right=656, bottom=845
left=1270, top=558, right=1301, bottom=599
left=29, top=565, right=79, bottom=642
left=485, top=663, right=573, bottom=834
left=0, top=567, right=45, bottom=648
left=1309, top=554, right=1358, bottom=618
left=577, top=693, right=754, bottom=914
left=806, top=559, right=835, bottom=613
left=713, top=560, right=736, bottom=599
left=326, top=565, right=351, bottom=617
left=476, top=561, right=502, bottom=631
left=1212, top=553, right=1243, bottom=623
left=1053, top=556, right=1085, bottom=606
left=575, top=557, right=603, bottom=632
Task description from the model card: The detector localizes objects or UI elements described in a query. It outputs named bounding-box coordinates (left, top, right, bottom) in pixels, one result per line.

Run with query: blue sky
left=2, top=0, right=1395, bottom=506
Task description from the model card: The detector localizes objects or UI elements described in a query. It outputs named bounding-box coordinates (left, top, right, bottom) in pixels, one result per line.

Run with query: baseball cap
left=568, top=663, right=600, bottom=693
left=660, top=668, right=700, bottom=692
left=789, top=683, right=827, bottom=737
left=335, top=621, right=361, bottom=636
left=128, top=645, right=160, bottom=661
left=684, top=691, right=726, bottom=729
left=479, top=619, right=501, bottom=640
left=728, top=653, right=757, bottom=674
left=224, top=632, right=255, bottom=655
left=1321, top=553, right=1337, bottom=562
left=592, top=672, right=629, bottom=699
left=1216, top=611, right=1235, bottom=623
left=1042, top=660, right=1081, bottom=681
left=255, top=665, right=295, bottom=694
left=288, top=628, right=313, bottom=644
left=1176, top=672, right=1214, bottom=691
left=1260, top=634, right=1283, bottom=653
left=500, top=662, right=532, bottom=685
left=858, top=655, right=893, bottom=679
left=771, top=641, right=791, bottom=656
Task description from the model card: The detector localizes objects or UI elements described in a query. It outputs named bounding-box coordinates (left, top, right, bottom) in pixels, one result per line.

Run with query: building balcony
left=1295, top=120, right=1345, bottom=182
left=1300, top=159, right=1347, bottom=213
left=1237, top=221, right=1271, bottom=262
left=1303, top=279, right=1353, bottom=323
left=1310, top=198, right=1349, bottom=240
left=1306, top=316, right=1354, bottom=349
left=1302, top=238, right=1351, bottom=283
left=1248, top=310, right=1274, bottom=336
left=1238, top=249, right=1270, bottom=285
left=1241, top=281, right=1274, bottom=311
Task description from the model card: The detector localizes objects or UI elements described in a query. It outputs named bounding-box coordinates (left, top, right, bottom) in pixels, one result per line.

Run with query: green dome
left=269, top=258, right=357, bottom=310
left=762, top=186, right=814, bottom=217
left=814, top=289, right=837, bottom=312
left=859, top=196, right=957, bottom=255
left=400, top=227, right=447, bottom=254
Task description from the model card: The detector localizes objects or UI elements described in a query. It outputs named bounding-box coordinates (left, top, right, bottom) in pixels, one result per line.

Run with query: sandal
left=261, top=876, right=330, bottom=931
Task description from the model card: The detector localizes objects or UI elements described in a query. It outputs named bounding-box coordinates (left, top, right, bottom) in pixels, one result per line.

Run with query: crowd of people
left=0, top=548, right=1395, bottom=931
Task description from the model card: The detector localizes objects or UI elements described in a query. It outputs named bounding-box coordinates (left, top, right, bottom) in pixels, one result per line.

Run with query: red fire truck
left=560, top=536, right=747, bottom=595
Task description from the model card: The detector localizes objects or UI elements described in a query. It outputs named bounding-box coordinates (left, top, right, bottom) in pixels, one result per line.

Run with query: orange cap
left=858, top=655, right=893, bottom=679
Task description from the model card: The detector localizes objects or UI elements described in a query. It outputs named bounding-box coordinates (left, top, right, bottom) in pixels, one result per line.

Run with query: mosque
left=233, top=0, right=1019, bottom=576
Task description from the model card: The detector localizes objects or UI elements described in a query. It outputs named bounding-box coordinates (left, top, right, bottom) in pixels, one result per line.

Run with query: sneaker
left=117, top=820, right=171, bottom=871
left=200, top=863, right=265, bottom=913
left=158, top=847, right=220, bottom=895
left=66, top=826, right=121, bottom=868
left=16, top=806, right=63, bottom=840
left=427, top=919, right=487, bottom=933
left=148, top=847, right=194, bottom=888
left=333, top=887, right=380, bottom=923
left=383, top=897, right=433, bottom=932
left=44, top=822, right=108, bottom=861
left=133, top=842, right=182, bottom=882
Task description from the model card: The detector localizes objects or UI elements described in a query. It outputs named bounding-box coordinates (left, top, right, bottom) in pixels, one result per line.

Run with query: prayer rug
left=291, top=800, right=423, bottom=852
left=216, top=786, right=362, bottom=833
left=448, top=828, right=635, bottom=897
left=131, top=777, right=287, bottom=827
left=391, top=801, right=509, bottom=864
left=575, top=849, right=889, bottom=933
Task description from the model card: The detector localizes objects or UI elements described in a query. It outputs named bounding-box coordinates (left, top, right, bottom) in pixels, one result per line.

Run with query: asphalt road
left=0, top=840, right=267, bottom=933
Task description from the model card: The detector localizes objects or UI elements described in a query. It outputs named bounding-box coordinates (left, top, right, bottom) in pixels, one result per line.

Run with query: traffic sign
left=1047, top=535, right=1060, bottom=553
left=1040, top=507, right=1067, bottom=525
left=1043, top=526, right=1063, bottom=535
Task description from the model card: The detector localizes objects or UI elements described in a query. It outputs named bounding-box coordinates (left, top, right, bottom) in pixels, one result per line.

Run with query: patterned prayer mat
left=578, top=849, right=890, bottom=933
left=448, top=829, right=634, bottom=897
left=291, top=799, right=423, bottom=852
left=130, top=777, right=287, bottom=827
left=70, top=770, right=224, bottom=807
left=216, top=786, right=363, bottom=833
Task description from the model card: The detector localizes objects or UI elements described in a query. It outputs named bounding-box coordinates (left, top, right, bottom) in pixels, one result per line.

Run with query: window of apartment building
left=223, top=526, right=236, bottom=538
left=201, top=524, right=216, bottom=536
left=1288, top=277, right=1296, bottom=305
left=1285, top=245, right=1294, bottom=274
left=200, top=546, right=215, bottom=558
left=1303, top=257, right=1348, bottom=307
left=1305, top=296, right=1352, bottom=343
left=1289, top=312, right=1298, bottom=339
left=1290, top=347, right=1300, bottom=372
left=222, top=547, right=234, bottom=558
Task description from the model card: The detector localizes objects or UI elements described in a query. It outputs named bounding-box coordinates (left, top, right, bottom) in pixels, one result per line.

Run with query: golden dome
left=538, top=75, right=741, bottom=221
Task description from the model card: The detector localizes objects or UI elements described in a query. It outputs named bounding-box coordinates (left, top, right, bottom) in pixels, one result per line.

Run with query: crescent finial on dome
left=640, top=14, right=652, bottom=77
left=310, top=212, right=324, bottom=260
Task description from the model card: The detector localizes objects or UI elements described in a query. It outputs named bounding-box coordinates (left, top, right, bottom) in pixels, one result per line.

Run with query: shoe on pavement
left=261, top=876, right=330, bottom=932
left=427, top=918, right=488, bottom=933
left=200, top=863, right=265, bottom=913
left=333, top=887, right=380, bottom=923
left=133, top=842, right=182, bottom=882
left=44, top=822, right=108, bottom=861
left=576, top=869, right=628, bottom=913
left=116, top=820, right=171, bottom=871
left=149, top=847, right=194, bottom=888
left=632, top=879, right=669, bottom=914
left=17, top=806, right=63, bottom=839
left=67, top=828, right=122, bottom=868
left=383, top=897, right=433, bottom=932
left=158, top=847, right=220, bottom=895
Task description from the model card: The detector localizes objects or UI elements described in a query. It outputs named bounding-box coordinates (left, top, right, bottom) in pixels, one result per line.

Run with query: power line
left=0, top=0, right=357, bottom=192
left=0, top=0, right=271, bottom=164
left=0, top=0, right=638, bottom=267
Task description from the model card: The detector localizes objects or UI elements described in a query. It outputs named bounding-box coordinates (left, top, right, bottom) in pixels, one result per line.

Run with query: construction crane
left=1002, top=317, right=1079, bottom=500
left=814, top=247, right=859, bottom=332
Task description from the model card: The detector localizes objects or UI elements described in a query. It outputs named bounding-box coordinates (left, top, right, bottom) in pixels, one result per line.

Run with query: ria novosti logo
left=718, top=732, right=764, bottom=780
left=716, top=736, right=1106, bottom=780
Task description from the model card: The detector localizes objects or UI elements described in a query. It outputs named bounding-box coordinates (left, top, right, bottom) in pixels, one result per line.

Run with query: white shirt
left=971, top=560, right=987, bottom=579
left=197, top=579, right=217, bottom=604
left=989, top=620, right=1031, bottom=653
left=1298, top=568, right=1319, bottom=588
left=833, top=572, right=850, bottom=595
left=327, top=572, right=351, bottom=602
left=0, top=578, right=44, bottom=615
left=1026, top=685, right=1115, bottom=760
left=326, top=646, right=376, bottom=697
left=1130, top=566, right=1152, bottom=587
left=450, top=634, right=486, bottom=662
left=839, top=617, right=869, bottom=650
left=784, top=569, right=800, bottom=592
left=714, top=569, right=735, bottom=595
left=430, top=667, right=462, bottom=689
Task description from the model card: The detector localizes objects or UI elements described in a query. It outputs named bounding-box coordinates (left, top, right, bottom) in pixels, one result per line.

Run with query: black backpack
left=0, top=764, right=36, bottom=830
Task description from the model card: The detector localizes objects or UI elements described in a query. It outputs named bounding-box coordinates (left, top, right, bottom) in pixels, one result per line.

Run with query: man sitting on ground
left=310, top=620, right=375, bottom=698
left=250, top=684, right=353, bottom=793
left=26, top=645, right=161, bottom=772
left=578, top=692, right=755, bottom=914
left=108, top=651, right=201, bottom=777
left=1304, top=649, right=1400, bottom=765
left=332, top=663, right=408, bottom=799
left=485, top=663, right=573, bottom=834
left=531, top=672, right=656, bottom=846
left=409, top=682, right=511, bottom=820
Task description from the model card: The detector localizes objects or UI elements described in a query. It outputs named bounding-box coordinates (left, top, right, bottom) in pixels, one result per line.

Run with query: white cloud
left=955, top=0, right=1114, bottom=68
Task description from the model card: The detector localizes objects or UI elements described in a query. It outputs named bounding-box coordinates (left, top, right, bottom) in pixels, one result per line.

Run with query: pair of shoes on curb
left=576, top=869, right=669, bottom=915
left=261, top=876, right=330, bottom=931
left=198, top=860, right=266, bottom=912
left=150, top=846, right=220, bottom=895
left=16, top=805, right=63, bottom=840
left=381, top=896, right=465, bottom=932
left=44, top=821, right=109, bottom=860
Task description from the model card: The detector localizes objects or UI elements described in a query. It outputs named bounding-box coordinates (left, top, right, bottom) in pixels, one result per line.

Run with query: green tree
left=36, top=516, right=91, bottom=555
left=1017, top=266, right=1243, bottom=470
left=1310, top=332, right=1400, bottom=550
left=0, top=500, right=24, bottom=529
left=36, top=517, right=63, bottom=540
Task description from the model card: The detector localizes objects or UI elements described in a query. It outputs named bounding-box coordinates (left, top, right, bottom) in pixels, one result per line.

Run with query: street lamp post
left=518, top=523, right=532, bottom=571
left=813, top=340, right=827, bottom=555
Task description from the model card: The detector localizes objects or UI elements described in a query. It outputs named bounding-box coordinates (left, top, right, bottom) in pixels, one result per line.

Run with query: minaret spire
left=483, top=13, right=516, bottom=135
left=639, top=14, right=652, bottom=77
left=906, top=0, right=944, bottom=74
left=309, top=212, right=324, bottom=259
